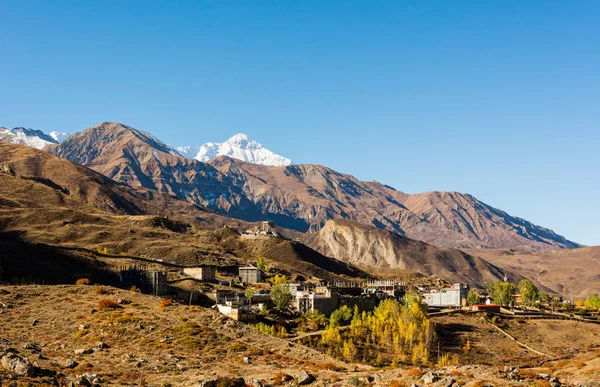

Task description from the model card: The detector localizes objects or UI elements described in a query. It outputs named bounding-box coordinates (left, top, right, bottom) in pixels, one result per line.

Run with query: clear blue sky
left=1, top=1, right=598, bottom=245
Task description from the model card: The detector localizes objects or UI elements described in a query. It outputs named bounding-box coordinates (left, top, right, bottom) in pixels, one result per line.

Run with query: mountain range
left=43, top=122, right=579, bottom=251
left=0, top=121, right=596, bottom=295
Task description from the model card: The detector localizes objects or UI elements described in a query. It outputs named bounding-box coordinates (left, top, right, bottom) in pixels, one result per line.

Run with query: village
left=113, top=221, right=590, bottom=343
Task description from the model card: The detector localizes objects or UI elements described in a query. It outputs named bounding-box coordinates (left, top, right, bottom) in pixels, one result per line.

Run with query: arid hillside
left=0, top=143, right=365, bottom=285
left=306, top=219, right=520, bottom=288
left=46, top=122, right=579, bottom=250
left=466, top=246, right=600, bottom=299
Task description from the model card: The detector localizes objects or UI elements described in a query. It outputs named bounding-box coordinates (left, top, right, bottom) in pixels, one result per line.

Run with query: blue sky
left=1, top=1, right=598, bottom=245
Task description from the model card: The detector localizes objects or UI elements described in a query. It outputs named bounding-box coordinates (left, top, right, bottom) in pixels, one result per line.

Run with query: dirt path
left=486, top=321, right=554, bottom=358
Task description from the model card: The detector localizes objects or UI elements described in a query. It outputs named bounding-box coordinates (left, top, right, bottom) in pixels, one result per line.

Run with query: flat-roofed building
left=422, top=283, right=469, bottom=308
left=239, top=266, right=262, bottom=284
left=183, top=266, right=216, bottom=282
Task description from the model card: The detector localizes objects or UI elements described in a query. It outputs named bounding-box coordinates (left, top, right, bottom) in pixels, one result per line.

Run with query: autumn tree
left=245, top=285, right=255, bottom=306
left=321, top=296, right=433, bottom=366
left=518, top=279, right=539, bottom=306
left=256, top=254, right=266, bottom=271
left=584, top=294, right=600, bottom=310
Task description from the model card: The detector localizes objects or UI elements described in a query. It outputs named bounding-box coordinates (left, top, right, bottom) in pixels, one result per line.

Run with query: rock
left=117, top=298, right=130, bottom=305
left=296, top=370, right=315, bottom=385
left=176, top=363, right=187, bottom=371
left=434, top=378, right=455, bottom=387
left=31, top=319, right=39, bottom=327
left=65, top=359, right=78, bottom=369
left=421, top=372, right=439, bottom=384
left=1, top=353, right=37, bottom=376
left=243, top=356, right=250, bottom=364
left=74, top=348, right=93, bottom=355
left=281, top=374, right=293, bottom=382
left=539, top=374, right=550, bottom=380
left=95, top=341, right=108, bottom=349
left=22, top=343, right=41, bottom=352
left=359, top=375, right=375, bottom=384
left=122, top=353, right=135, bottom=361
left=78, top=324, right=88, bottom=331
left=245, top=378, right=263, bottom=387
left=77, top=372, right=102, bottom=386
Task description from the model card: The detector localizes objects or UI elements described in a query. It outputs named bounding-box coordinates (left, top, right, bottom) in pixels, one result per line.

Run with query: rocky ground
left=2, top=286, right=600, bottom=386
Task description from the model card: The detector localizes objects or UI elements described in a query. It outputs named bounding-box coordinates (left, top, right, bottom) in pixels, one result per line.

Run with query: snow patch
left=177, top=133, right=292, bottom=166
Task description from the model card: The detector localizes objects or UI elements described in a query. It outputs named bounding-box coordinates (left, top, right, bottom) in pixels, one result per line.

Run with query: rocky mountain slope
left=0, top=126, right=58, bottom=149
left=306, top=219, right=515, bottom=287
left=206, top=157, right=578, bottom=250
left=0, top=142, right=214, bottom=221
left=465, top=246, right=600, bottom=299
left=177, top=133, right=292, bottom=166
left=0, top=142, right=364, bottom=284
left=46, top=122, right=578, bottom=250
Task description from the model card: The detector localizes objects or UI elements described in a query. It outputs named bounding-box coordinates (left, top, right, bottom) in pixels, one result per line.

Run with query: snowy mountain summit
left=0, top=126, right=73, bottom=149
left=177, top=133, right=292, bottom=166
left=0, top=127, right=58, bottom=149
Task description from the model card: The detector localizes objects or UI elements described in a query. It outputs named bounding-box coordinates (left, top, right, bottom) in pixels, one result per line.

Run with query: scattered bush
left=130, top=285, right=139, bottom=292
left=76, top=278, right=91, bottom=286
left=98, top=299, right=119, bottom=309
left=408, top=368, right=424, bottom=377
left=159, top=298, right=173, bottom=308
left=95, top=286, right=109, bottom=295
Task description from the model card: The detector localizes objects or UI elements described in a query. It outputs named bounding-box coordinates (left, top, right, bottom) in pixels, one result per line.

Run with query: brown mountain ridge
left=45, top=122, right=578, bottom=251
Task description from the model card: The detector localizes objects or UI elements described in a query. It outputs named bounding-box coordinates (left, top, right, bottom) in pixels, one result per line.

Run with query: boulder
left=74, top=348, right=93, bottom=355
left=77, top=372, right=102, bottom=386
left=65, top=359, right=78, bottom=369
left=1, top=352, right=37, bottom=376
left=296, top=370, right=315, bottom=385
left=421, top=371, right=439, bottom=384
left=23, top=343, right=41, bottom=352
left=95, top=341, right=109, bottom=349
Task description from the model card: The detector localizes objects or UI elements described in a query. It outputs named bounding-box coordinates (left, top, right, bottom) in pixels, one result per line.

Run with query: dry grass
left=76, top=278, right=91, bottom=285
left=97, top=299, right=120, bottom=309
left=159, top=298, right=173, bottom=308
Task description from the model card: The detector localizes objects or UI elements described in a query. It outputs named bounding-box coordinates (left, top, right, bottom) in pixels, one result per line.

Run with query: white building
left=422, top=284, right=469, bottom=308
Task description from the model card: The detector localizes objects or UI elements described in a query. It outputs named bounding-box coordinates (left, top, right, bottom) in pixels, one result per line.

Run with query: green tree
left=518, top=279, right=539, bottom=307
left=299, top=310, right=327, bottom=332
left=584, top=294, right=600, bottom=310
left=539, top=291, right=551, bottom=303
left=487, top=280, right=517, bottom=306
left=330, top=305, right=353, bottom=327
left=256, top=254, right=266, bottom=271
left=467, top=290, right=480, bottom=306
left=270, top=275, right=293, bottom=311
left=245, top=285, right=255, bottom=306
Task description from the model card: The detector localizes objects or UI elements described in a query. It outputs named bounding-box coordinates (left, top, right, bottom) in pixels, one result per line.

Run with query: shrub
left=98, top=299, right=119, bottom=309
left=389, top=381, right=406, bottom=387
left=130, top=285, right=139, bottom=292
left=408, top=368, right=423, bottom=377
left=95, top=286, right=109, bottom=295
left=76, top=278, right=91, bottom=286
left=159, top=298, right=173, bottom=308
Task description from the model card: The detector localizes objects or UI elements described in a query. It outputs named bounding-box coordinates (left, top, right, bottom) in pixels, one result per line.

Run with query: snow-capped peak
left=176, top=133, right=292, bottom=166
left=0, top=126, right=59, bottom=149
left=49, top=131, right=72, bottom=143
